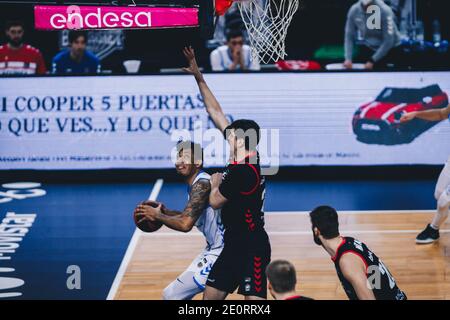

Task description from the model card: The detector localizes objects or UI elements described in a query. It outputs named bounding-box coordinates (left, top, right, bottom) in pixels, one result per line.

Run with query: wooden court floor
left=114, top=211, right=450, bottom=300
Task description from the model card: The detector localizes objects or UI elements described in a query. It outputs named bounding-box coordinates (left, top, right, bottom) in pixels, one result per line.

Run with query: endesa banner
left=0, top=71, right=449, bottom=170
left=34, top=5, right=199, bottom=30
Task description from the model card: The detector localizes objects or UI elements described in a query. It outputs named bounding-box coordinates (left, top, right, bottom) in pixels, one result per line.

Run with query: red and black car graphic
left=352, top=84, right=448, bottom=145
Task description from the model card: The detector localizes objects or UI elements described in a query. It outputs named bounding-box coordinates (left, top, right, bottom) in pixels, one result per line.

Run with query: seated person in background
left=266, top=260, right=313, bottom=300
left=343, top=0, right=402, bottom=70
left=52, top=31, right=100, bottom=74
left=0, top=20, right=47, bottom=75
left=210, top=29, right=260, bottom=71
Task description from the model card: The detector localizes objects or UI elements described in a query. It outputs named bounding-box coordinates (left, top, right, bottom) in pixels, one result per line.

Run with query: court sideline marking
left=106, top=178, right=164, bottom=300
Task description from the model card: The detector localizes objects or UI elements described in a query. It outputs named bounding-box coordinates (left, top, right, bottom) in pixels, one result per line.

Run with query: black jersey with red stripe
left=333, top=237, right=407, bottom=300
left=219, top=152, right=266, bottom=241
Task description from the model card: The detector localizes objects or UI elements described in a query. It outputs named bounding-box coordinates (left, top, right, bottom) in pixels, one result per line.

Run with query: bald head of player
left=266, top=260, right=313, bottom=300
left=175, top=140, right=204, bottom=183
left=266, top=260, right=297, bottom=300
left=223, top=119, right=260, bottom=163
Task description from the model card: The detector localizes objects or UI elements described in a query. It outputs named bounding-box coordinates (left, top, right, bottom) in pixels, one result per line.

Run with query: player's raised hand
left=182, top=46, right=201, bottom=76
left=400, top=111, right=417, bottom=123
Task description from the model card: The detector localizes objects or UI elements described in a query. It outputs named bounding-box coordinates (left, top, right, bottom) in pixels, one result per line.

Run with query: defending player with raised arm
left=310, top=206, right=407, bottom=300
left=182, top=46, right=230, bottom=133
left=182, top=47, right=271, bottom=300
left=134, top=141, right=224, bottom=300
left=401, top=104, right=450, bottom=243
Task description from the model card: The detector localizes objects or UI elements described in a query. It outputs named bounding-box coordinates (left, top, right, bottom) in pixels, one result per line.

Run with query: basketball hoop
left=234, top=0, right=299, bottom=64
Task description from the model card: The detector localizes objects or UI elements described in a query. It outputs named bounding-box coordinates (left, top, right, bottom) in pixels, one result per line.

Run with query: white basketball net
left=237, top=0, right=299, bottom=64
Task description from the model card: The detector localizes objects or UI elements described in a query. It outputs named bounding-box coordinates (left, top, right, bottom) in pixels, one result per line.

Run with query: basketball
left=133, top=201, right=163, bottom=233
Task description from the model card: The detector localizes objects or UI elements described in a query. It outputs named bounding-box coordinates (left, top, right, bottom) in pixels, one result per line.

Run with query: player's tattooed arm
left=154, top=179, right=211, bottom=232
left=182, top=46, right=230, bottom=132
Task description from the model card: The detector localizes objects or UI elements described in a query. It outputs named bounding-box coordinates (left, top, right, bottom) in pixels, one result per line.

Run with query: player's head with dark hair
left=5, top=20, right=24, bottom=31
left=224, top=119, right=260, bottom=159
left=5, top=20, right=25, bottom=48
left=309, top=206, right=340, bottom=246
left=266, top=260, right=297, bottom=299
left=68, top=30, right=88, bottom=44
left=175, top=140, right=204, bottom=178
left=226, top=29, right=244, bottom=49
left=68, top=31, right=88, bottom=58
left=226, top=29, right=243, bottom=42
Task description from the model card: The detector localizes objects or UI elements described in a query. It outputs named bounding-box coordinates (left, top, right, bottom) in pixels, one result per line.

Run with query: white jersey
left=189, top=171, right=224, bottom=255
left=162, top=171, right=224, bottom=300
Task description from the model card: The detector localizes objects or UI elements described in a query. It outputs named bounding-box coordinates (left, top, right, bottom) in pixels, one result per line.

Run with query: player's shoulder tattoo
left=186, top=179, right=211, bottom=219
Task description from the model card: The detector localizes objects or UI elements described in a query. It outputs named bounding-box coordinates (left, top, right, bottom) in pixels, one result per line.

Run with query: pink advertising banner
left=34, top=5, right=199, bottom=30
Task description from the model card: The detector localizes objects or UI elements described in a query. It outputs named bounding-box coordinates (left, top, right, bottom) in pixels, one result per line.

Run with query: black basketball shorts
left=206, top=237, right=271, bottom=298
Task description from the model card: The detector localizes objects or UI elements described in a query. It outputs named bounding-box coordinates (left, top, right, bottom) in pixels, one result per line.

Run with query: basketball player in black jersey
left=266, top=260, right=313, bottom=300
left=183, top=46, right=271, bottom=300
left=309, top=206, right=407, bottom=300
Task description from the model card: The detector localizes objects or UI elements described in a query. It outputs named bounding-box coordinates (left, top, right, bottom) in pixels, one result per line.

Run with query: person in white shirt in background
left=210, top=29, right=260, bottom=72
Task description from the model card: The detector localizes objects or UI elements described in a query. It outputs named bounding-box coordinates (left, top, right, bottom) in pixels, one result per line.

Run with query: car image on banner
left=352, top=84, right=449, bottom=145
left=1, top=71, right=449, bottom=169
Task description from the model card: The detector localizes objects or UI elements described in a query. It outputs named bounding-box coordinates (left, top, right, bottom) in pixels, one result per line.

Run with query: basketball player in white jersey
left=401, top=104, right=450, bottom=243
left=134, top=140, right=224, bottom=299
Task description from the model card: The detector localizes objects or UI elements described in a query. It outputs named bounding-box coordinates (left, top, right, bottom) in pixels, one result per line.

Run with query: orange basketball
left=133, top=201, right=163, bottom=233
